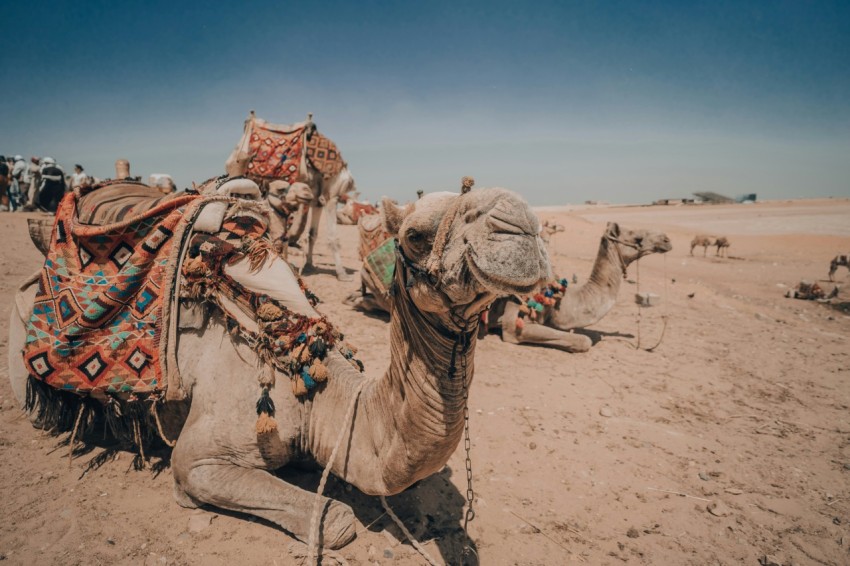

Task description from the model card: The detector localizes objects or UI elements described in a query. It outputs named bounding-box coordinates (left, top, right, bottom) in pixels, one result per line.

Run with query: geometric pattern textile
left=305, top=132, right=345, bottom=180
left=245, top=122, right=307, bottom=183
left=23, top=187, right=199, bottom=399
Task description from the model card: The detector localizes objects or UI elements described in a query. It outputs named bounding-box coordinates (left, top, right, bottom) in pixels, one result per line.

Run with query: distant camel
left=690, top=235, right=715, bottom=256
left=540, top=220, right=565, bottom=244
left=829, top=254, right=849, bottom=281
left=715, top=236, right=730, bottom=257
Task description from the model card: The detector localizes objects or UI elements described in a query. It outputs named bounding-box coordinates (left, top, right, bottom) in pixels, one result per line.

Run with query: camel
left=829, top=254, right=849, bottom=281
left=690, top=235, right=715, bottom=256
left=483, top=222, right=671, bottom=351
left=8, top=184, right=550, bottom=552
left=351, top=221, right=671, bottom=353
left=226, top=112, right=357, bottom=281
left=540, top=219, right=565, bottom=245
left=715, top=236, right=730, bottom=257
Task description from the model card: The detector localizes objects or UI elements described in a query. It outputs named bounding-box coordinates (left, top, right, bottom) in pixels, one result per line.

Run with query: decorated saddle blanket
left=23, top=183, right=200, bottom=399
left=76, top=180, right=186, bottom=226
left=305, top=132, right=345, bottom=180
left=245, top=120, right=307, bottom=183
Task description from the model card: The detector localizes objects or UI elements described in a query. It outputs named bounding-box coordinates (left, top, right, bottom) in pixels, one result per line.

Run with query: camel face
left=383, top=188, right=550, bottom=320
left=608, top=223, right=672, bottom=261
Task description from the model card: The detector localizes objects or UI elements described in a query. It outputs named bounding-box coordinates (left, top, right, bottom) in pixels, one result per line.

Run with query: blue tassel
left=296, top=333, right=307, bottom=344
left=300, top=366, right=317, bottom=389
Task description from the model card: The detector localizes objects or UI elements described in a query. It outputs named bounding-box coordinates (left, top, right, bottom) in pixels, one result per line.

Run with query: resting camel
left=690, top=235, right=714, bottom=256
left=350, top=221, right=671, bottom=353
left=226, top=112, right=357, bottom=281
left=8, top=185, right=550, bottom=551
left=484, top=222, right=671, bottom=351
left=540, top=219, right=565, bottom=245
left=829, top=254, right=849, bottom=281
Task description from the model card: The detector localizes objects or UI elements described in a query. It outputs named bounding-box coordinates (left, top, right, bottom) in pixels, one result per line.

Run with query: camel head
left=382, top=188, right=551, bottom=328
left=605, top=222, right=673, bottom=264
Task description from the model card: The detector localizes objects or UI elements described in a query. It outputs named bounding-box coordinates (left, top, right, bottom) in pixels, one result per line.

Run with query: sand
left=1, top=198, right=848, bottom=565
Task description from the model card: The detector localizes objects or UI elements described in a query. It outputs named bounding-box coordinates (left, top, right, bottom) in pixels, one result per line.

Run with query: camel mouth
left=465, top=238, right=546, bottom=295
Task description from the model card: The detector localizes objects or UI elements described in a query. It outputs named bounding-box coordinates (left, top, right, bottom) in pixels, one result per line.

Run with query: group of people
left=0, top=155, right=89, bottom=213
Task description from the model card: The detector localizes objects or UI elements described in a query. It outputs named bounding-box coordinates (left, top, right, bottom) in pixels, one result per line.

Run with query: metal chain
left=458, top=330, right=477, bottom=563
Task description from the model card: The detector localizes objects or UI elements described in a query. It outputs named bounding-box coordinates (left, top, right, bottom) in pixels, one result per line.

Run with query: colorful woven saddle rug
left=23, top=181, right=200, bottom=400
left=245, top=120, right=308, bottom=183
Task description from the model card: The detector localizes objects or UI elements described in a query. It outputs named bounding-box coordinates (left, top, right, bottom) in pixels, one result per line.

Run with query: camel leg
left=323, top=196, right=352, bottom=281
left=303, top=205, right=323, bottom=272
left=172, top=432, right=356, bottom=549
left=516, top=323, right=592, bottom=352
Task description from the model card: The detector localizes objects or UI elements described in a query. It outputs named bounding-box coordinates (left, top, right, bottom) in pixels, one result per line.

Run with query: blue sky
left=1, top=1, right=848, bottom=204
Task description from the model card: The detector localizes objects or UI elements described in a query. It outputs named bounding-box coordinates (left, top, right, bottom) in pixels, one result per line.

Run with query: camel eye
left=407, top=229, right=423, bottom=243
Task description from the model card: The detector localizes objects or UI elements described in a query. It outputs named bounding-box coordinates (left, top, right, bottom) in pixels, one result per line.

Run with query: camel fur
left=8, top=186, right=550, bottom=551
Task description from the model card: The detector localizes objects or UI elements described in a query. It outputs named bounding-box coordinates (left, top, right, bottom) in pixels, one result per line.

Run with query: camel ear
left=606, top=222, right=620, bottom=238
left=381, top=198, right=410, bottom=235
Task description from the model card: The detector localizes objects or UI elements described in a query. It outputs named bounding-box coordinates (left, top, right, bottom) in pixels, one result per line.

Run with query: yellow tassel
left=299, top=345, right=312, bottom=363
left=344, top=341, right=358, bottom=355
left=184, top=256, right=208, bottom=277
left=257, top=302, right=284, bottom=322
left=255, top=412, right=277, bottom=434
left=291, top=377, right=309, bottom=396
left=291, top=344, right=306, bottom=361
left=310, top=359, right=329, bottom=383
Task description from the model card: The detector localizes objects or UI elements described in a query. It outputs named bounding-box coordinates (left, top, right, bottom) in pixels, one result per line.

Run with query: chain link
left=458, top=330, right=476, bottom=562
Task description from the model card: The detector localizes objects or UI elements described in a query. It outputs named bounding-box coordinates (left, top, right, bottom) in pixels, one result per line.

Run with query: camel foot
left=320, top=499, right=357, bottom=549
left=335, top=271, right=354, bottom=282
left=301, top=262, right=317, bottom=275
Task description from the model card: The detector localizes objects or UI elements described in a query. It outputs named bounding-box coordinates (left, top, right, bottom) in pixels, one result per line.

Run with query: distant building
left=693, top=191, right=735, bottom=204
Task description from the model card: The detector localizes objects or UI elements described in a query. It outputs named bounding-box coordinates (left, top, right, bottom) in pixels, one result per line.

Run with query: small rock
left=635, top=292, right=660, bottom=307
left=599, top=407, right=614, bottom=418
left=188, top=512, right=215, bottom=533
left=698, top=472, right=710, bottom=481
left=707, top=501, right=731, bottom=517
left=833, top=517, right=841, bottom=525
left=106, top=538, right=115, bottom=545
left=758, top=555, right=781, bottom=566
left=383, top=548, right=394, bottom=559
left=725, top=488, right=743, bottom=495
left=626, top=527, right=639, bottom=538
left=528, top=442, right=537, bottom=450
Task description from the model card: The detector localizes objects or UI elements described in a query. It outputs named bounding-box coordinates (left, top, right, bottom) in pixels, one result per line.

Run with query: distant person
left=26, top=156, right=41, bottom=207
left=71, top=164, right=88, bottom=189
left=9, top=155, right=27, bottom=211
left=0, top=156, right=9, bottom=211
left=416, top=189, right=424, bottom=199
left=38, top=157, right=67, bottom=212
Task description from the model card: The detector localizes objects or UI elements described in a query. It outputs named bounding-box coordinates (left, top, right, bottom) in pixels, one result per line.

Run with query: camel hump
left=27, top=218, right=52, bottom=257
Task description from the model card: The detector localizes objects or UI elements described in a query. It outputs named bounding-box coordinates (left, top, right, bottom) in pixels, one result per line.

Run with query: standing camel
left=715, top=236, right=730, bottom=257
left=226, top=111, right=357, bottom=280
left=8, top=184, right=550, bottom=551
left=690, top=235, right=714, bottom=256
left=829, top=254, right=849, bottom=281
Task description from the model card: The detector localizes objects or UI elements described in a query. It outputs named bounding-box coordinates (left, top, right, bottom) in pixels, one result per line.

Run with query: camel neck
left=309, top=261, right=477, bottom=495
left=588, top=237, right=627, bottom=289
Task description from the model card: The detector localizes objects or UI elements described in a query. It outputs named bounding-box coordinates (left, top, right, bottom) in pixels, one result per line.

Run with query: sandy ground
left=1, top=198, right=849, bottom=566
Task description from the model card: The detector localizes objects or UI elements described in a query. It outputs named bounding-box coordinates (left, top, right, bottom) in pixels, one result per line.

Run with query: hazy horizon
left=2, top=1, right=848, bottom=205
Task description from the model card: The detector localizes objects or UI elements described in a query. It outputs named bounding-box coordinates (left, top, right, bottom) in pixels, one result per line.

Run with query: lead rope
left=307, top=380, right=367, bottom=564
left=633, top=253, right=669, bottom=352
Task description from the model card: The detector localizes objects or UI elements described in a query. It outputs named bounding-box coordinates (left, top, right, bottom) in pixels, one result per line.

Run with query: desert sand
left=1, top=198, right=848, bottom=565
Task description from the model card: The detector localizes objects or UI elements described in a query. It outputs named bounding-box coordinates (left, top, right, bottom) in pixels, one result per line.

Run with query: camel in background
left=829, top=254, right=849, bottom=281
left=226, top=112, right=357, bottom=280
left=715, top=236, right=731, bottom=257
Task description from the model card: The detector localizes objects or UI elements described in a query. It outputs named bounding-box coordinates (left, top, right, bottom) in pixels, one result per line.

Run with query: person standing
left=38, top=157, right=66, bottom=212
left=26, top=156, right=41, bottom=208
left=9, top=155, right=27, bottom=211
left=0, top=156, right=9, bottom=211
left=71, top=164, right=88, bottom=189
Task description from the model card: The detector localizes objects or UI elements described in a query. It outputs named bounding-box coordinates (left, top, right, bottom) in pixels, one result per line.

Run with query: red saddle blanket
left=23, top=186, right=199, bottom=399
